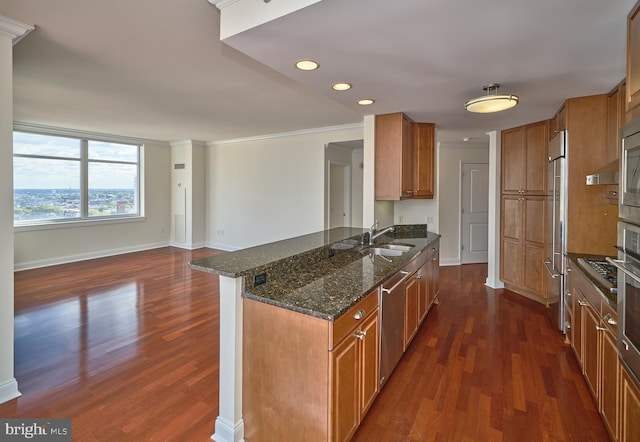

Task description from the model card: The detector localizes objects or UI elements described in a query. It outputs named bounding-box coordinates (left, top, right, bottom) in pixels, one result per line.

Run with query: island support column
left=213, top=275, right=245, bottom=442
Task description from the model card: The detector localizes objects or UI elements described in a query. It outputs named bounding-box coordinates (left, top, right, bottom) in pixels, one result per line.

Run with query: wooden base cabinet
left=568, top=264, right=620, bottom=441
left=411, top=242, right=440, bottom=346
left=621, top=365, right=640, bottom=442
left=243, top=289, right=379, bottom=442
left=331, top=305, right=379, bottom=441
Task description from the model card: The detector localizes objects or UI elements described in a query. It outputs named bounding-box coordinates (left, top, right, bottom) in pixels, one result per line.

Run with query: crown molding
left=0, top=15, right=34, bottom=45
left=206, top=122, right=363, bottom=147
left=13, top=121, right=164, bottom=145
left=208, top=0, right=240, bottom=10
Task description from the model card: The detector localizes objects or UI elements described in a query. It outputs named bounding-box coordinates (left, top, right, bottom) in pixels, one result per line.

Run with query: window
left=13, top=131, right=141, bottom=226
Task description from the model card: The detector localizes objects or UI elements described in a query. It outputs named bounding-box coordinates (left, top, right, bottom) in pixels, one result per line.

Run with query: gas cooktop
left=577, top=257, right=617, bottom=294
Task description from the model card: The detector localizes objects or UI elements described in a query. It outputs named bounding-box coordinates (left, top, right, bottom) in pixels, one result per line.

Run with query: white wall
left=438, top=144, right=490, bottom=265
left=206, top=125, right=363, bottom=250
left=14, top=141, right=172, bottom=269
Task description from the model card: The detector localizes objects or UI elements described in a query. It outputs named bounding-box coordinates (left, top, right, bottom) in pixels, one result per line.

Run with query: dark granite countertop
left=190, top=225, right=440, bottom=321
left=567, top=252, right=617, bottom=308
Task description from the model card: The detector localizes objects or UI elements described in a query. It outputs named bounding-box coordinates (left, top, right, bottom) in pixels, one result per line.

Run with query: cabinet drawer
left=329, top=289, right=379, bottom=349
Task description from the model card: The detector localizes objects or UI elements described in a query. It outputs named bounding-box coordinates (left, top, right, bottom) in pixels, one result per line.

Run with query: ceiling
left=3, top=0, right=637, bottom=145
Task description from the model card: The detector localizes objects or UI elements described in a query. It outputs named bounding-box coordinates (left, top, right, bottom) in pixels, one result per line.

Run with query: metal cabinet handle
left=353, top=308, right=366, bottom=320
left=565, top=322, right=571, bottom=330
left=596, top=326, right=607, bottom=332
left=604, top=313, right=617, bottom=326
left=355, top=330, right=367, bottom=340
left=578, top=300, right=588, bottom=307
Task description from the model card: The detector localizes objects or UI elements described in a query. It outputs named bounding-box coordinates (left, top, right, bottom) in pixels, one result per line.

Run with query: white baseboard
left=170, top=241, right=207, bottom=250
left=440, top=258, right=461, bottom=266
left=212, top=416, right=244, bottom=442
left=14, top=241, right=171, bottom=271
left=0, top=378, right=21, bottom=405
left=206, top=242, right=240, bottom=252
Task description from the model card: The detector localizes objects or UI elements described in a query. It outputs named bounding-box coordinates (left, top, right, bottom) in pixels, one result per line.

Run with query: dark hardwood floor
left=354, top=264, right=609, bottom=441
left=0, top=249, right=609, bottom=441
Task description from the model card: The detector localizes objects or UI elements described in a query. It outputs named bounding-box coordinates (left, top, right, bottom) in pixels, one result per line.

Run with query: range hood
left=586, top=160, right=619, bottom=185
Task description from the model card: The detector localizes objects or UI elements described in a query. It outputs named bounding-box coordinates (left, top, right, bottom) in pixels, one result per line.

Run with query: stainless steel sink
left=360, top=243, right=414, bottom=257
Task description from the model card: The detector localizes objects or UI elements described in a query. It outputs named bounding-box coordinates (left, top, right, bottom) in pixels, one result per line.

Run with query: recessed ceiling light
left=357, top=99, right=375, bottom=106
left=295, top=59, right=319, bottom=71
left=332, top=83, right=352, bottom=91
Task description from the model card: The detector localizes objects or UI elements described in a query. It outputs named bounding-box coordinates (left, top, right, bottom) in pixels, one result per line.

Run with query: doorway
left=325, top=140, right=364, bottom=228
left=461, top=162, right=489, bottom=263
left=328, top=161, right=350, bottom=228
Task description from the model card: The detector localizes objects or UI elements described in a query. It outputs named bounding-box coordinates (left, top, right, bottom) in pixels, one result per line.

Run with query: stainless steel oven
left=621, top=117, right=640, bottom=222
left=608, top=221, right=640, bottom=382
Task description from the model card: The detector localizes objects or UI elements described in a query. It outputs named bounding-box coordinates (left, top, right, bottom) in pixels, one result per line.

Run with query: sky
left=13, top=132, right=138, bottom=189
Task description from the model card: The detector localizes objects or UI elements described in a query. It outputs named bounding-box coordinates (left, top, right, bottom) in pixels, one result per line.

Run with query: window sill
left=14, top=216, right=146, bottom=232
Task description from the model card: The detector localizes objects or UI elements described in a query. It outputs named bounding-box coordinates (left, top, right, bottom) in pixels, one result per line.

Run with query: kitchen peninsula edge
left=189, top=224, right=440, bottom=442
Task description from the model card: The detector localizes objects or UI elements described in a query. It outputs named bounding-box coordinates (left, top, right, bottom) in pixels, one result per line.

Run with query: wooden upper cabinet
left=607, top=81, right=626, bottom=164
left=413, top=122, right=435, bottom=198
left=375, top=113, right=435, bottom=200
left=550, top=104, right=567, bottom=139
left=628, top=1, right=640, bottom=114
left=501, top=120, right=549, bottom=195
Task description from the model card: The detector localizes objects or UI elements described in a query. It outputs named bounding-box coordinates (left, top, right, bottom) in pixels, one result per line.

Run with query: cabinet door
left=524, top=196, right=545, bottom=246
left=607, top=85, right=624, bottom=164
left=600, top=326, right=619, bottom=440
left=332, top=335, right=359, bottom=442
left=628, top=2, right=640, bottom=113
left=573, top=289, right=585, bottom=367
left=621, top=365, right=640, bottom=442
left=502, top=195, right=522, bottom=242
left=401, top=115, right=414, bottom=198
left=501, top=127, right=525, bottom=193
left=375, top=112, right=404, bottom=200
left=582, top=304, right=599, bottom=399
left=430, top=247, right=440, bottom=302
left=360, top=310, right=379, bottom=418
left=523, top=244, right=544, bottom=296
left=404, top=275, right=420, bottom=349
left=417, top=265, right=429, bottom=323
left=524, top=121, right=548, bottom=194
left=413, top=123, right=435, bottom=199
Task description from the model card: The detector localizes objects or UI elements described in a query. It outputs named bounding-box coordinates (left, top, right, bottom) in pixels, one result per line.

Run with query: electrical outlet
left=253, top=272, right=267, bottom=287
left=399, top=215, right=404, bottom=224
left=426, top=216, right=434, bottom=224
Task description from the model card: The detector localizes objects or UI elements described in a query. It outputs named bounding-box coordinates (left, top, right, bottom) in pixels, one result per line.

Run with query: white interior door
left=461, top=162, right=489, bottom=263
left=329, top=162, right=349, bottom=228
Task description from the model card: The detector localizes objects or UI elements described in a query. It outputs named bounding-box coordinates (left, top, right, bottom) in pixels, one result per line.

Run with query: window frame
left=13, top=125, right=145, bottom=230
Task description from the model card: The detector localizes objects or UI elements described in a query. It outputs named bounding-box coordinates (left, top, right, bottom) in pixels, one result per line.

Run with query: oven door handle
left=605, top=257, right=640, bottom=283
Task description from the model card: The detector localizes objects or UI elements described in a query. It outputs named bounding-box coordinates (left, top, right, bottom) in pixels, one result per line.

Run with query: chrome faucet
left=369, top=220, right=395, bottom=245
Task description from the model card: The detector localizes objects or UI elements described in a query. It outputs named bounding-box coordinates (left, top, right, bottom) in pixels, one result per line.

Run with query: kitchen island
left=190, top=224, right=440, bottom=442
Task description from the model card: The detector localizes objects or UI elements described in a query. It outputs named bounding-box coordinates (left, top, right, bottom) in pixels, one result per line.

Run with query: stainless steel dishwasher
left=379, top=269, right=410, bottom=388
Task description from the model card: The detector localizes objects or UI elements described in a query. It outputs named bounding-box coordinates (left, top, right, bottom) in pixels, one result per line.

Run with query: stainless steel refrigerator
left=544, top=130, right=568, bottom=333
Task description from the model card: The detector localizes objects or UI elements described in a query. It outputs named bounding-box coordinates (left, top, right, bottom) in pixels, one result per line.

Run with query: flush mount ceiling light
left=331, top=82, right=352, bottom=91
left=465, top=83, right=519, bottom=113
left=294, top=59, right=319, bottom=71
left=357, top=98, right=375, bottom=106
